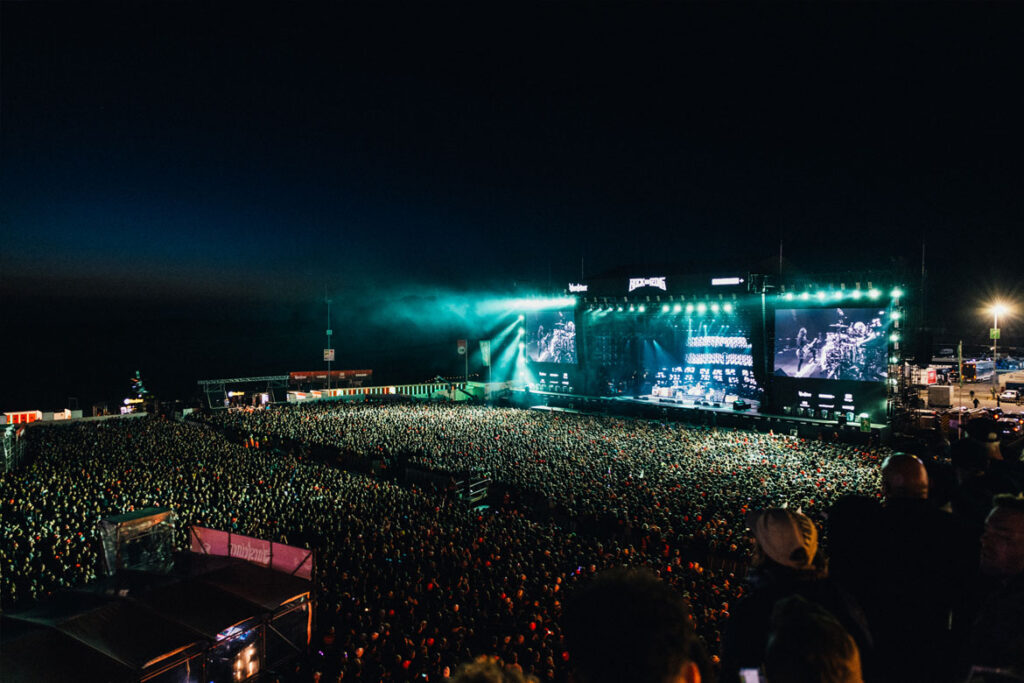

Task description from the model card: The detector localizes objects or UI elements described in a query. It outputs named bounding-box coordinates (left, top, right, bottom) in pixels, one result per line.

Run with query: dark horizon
left=3, top=3, right=1023, bottom=410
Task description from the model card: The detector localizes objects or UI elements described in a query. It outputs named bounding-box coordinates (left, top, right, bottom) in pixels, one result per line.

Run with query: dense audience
left=2, top=399, right=1020, bottom=682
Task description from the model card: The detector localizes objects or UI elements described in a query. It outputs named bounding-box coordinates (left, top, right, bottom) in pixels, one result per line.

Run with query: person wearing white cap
left=719, top=508, right=871, bottom=683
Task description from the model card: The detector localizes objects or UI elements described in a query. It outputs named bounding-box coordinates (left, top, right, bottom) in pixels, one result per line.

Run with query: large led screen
left=646, top=315, right=760, bottom=402
left=583, top=309, right=760, bottom=402
left=524, top=309, right=577, bottom=364
left=774, top=307, right=888, bottom=382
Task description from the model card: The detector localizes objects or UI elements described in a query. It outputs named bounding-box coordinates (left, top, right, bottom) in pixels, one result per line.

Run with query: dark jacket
left=720, top=560, right=872, bottom=683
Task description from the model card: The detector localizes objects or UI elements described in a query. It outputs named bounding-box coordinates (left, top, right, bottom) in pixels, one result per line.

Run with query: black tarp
left=0, top=617, right=135, bottom=683
left=198, top=561, right=311, bottom=612
left=1, top=554, right=311, bottom=681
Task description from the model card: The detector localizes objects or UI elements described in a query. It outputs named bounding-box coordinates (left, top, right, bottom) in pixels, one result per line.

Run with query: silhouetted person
left=961, top=494, right=1024, bottom=678
left=864, top=454, right=977, bottom=683
left=764, top=595, right=863, bottom=683
left=563, top=568, right=713, bottom=683
left=720, top=509, right=870, bottom=683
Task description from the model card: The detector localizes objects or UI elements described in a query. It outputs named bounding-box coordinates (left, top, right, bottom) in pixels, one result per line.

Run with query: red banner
left=190, top=526, right=313, bottom=579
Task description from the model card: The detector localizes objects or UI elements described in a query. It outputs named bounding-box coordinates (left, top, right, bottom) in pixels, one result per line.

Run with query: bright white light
left=868, top=289, right=881, bottom=300
left=710, top=303, right=720, bottom=313
left=723, top=303, right=733, bottom=313
left=784, top=292, right=794, bottom=301
left=991, top=302, right=1010, bottom=317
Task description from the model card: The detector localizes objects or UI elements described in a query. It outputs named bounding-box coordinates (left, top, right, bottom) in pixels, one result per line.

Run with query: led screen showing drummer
left=774, top=307, right=888, bottom=382
left=525, top=309, right=577, bottom=364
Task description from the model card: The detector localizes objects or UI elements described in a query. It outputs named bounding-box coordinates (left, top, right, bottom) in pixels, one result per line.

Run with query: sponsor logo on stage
left=568, top=283, right=588, bottom=292
left=628, top=276, right=667, bottom=292
left=233, top=540, right=272, bottom=565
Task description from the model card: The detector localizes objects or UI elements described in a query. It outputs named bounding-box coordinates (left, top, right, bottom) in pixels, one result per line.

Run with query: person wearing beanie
left=720, top=509, right=872, bottom=683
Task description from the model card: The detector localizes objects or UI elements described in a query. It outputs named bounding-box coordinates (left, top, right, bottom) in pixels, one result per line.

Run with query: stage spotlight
left=800, top=292, right=810, bottom=300
left=891, top=287, right=903, bottom=299
left=662, top=304, right=670, bottom=313
left=784, top=292, right=794, bottom=301
left=518, top=341, right=525, bottom=351
left=816, top=291, right=826, bottom=301
left=723, top=303, right=733, bottom=313
left=890, top=333, right=900, bottom=342
left=891, top=311, right=901, bottom=320
left=518, top=315, right=524, bottom=321
left=710, top=303, right=720, bottom=313
left=638, top=304, right=646, bottom=312
left=629, top=304, right=635, bottom=312
left=868, top=288, right=881, bottom=300
left=617, top=306, right=623, bottom=312
left=685, top=303, right=694, bottom=314
left=673, top=303, right=682, bottom=313
left=697, top=303, right=707, bottom=314
left=851, top=290, right=862, bottom=300
left=833, top=291, right=843, bottom=300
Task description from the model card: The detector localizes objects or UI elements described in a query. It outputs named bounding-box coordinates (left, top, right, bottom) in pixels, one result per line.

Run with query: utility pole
left=325, top=294, right=333, bottom=391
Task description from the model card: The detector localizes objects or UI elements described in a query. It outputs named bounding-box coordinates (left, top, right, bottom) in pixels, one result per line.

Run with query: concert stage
left=510, top=387, right=890, bottom=444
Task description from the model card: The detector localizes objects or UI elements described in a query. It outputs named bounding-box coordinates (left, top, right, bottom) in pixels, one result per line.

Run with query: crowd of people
left=1, top=399, right=1021, bottom=682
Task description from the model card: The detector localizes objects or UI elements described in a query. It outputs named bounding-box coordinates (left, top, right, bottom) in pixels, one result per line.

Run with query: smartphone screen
left=739, top=669, right=764, bottom=683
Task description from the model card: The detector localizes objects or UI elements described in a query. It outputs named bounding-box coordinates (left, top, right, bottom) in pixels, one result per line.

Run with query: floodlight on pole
left=989, top=301, right=1012, bottom=396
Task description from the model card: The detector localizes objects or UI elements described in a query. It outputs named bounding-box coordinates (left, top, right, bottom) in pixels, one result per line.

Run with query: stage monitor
left=774, top=307, right=888, bottom=382
left=524, top=308, right=577, bottom=365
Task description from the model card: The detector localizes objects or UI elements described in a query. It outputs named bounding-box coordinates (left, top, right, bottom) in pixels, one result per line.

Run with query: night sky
left=2, top=3, right=1022, bottom=410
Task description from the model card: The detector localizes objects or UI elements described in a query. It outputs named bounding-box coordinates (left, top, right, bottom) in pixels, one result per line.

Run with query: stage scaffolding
left=2, top=424, right=27, bottom=472
left=197, top=375, right=290, bottom=410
